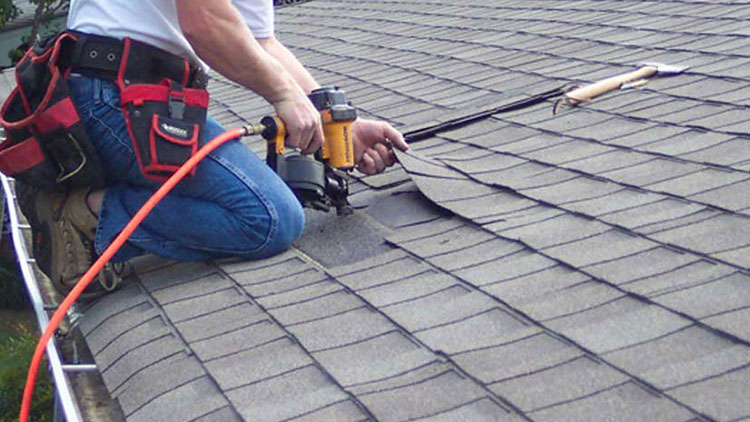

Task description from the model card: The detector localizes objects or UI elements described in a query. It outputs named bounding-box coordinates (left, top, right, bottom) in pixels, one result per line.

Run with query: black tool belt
left=0, top=31, right=210, bottom=189
left=66, top=31, right=210, bottom=182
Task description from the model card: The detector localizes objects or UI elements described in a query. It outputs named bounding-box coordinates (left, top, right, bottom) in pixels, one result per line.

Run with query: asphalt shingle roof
left=4, top=1, right=750, bottom=421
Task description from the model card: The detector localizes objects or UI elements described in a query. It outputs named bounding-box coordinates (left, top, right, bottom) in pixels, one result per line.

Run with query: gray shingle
left=256, top=279, right=343, bottom=310
left=453, top=333, right=583, bottom=383
left=96, top=317, right=174, bottom=373
left=116, top=354, right=206, bottom=416
left=604, top=326, right=750, bottom=390
left=149, top=273, right=233, bottom=305
left=491, top=356, right=629, bottom=412
left=245, top=269, right=329, bottom=298
left=336, top=256, right=429, bottom=290
left=270, top=290, right=365, bottom=326
left=652, top=272, right=750, bottom=320
left=358, top=370, right=490, bottom=421
left=162, top=288, right=248, bottom=323
left=669, top=365, right=750, bottom=422
left=227, top=365, right=349, bottom=422
left=138, top=262, right=217, bottom=292
left=357, top=270, right=458, bottom=308
left=127, top=377, right=228, bottom=422
left=287, top=307, right=396, bottom=352
left=191, top=320, right=286, bottom=362
left=483, top=264, right=591, bottom=307
left=102, top=336, right=186, bottom=392
left=174, top=302, right=268, bottom=343
left=584, top=247, right=699, bottom=286
left=384, top=286, right=499, bottom=332
left=314, top=331, right=436, bottom=386
left=544, top=229, right=655, bottom=268
left=499, top=213, right=610, bottom=249
left=703, top=308, right=750, bottom=343
left=456, top=250, right=557, bottom=286
left=393, top=224, right=496, bottom=258
left=205, top=337, right=313, bottom=390
left=417, top=398, right=524, bottom=422
left=287, top=400, right=367, bottom=422
left=528, top=382, right=694, bottom=422
left=601, top=198, right=707, bottom=231
left=79, top=286, right=150, bottom=336
left=519, top=281, right=624, bottom=321
left=415, top=307, right=540, bottom=354
left=545, top=298, right=691, bottom=354
left=84, top=302, right=160, bottom=355
left=690, top=179, right=750, bottom=211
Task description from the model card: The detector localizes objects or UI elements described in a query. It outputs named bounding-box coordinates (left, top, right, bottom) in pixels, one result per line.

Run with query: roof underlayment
left=5, top=0, right=750, bottom=421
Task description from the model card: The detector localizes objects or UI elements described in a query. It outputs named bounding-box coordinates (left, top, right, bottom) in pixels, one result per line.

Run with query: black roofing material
left=0, top=0, right=744, bottom=421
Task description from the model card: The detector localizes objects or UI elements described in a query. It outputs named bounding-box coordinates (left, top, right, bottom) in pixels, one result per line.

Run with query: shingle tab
left=605, top=325, right=750, bottom=390
left=491, top=356, right=629, bottom=412
left=314, top=331, right=435, bottom=387
left=529, top=382, right=694, bottom=422
left=227, top=365, right=349, bottom=422
left=358, top=370, right=491, bottom=421
left=545, top=298, right=691, bottom=354
left=669, top=365, right=750, bottom=422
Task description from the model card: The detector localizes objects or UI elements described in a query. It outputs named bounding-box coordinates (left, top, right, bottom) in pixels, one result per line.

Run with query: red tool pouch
left=0, top=33, right=103, bottom=190
left=116, top=38, right=208, bottom=181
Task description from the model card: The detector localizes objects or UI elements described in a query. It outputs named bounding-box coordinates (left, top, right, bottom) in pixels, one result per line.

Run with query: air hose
left=19, top=125, right=262, bottom=422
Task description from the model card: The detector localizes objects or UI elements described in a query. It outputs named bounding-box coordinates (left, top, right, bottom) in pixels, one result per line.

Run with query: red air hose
left=20, top=127, right=249, bottom=422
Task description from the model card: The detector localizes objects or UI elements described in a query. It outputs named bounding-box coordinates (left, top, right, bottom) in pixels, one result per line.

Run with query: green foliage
left=0, top=323, right=54, bottom=422
left=0, top=0, right=19, bottom=28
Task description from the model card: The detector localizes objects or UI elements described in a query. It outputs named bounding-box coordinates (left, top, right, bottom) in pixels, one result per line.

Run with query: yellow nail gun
left=260, top=86, right=357, bottom=215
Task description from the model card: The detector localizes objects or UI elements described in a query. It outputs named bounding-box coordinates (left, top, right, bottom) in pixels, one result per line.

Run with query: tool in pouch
left=263, top=86, right=357, bottom=215
left=0, top=32, right=104, bottom=191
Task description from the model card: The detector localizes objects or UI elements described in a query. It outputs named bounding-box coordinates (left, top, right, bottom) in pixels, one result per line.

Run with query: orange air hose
left=20, top=126, right=251, bottom=422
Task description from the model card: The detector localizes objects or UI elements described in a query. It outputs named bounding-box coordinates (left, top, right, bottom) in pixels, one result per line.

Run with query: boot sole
left=16, top=182, right=63, bottom=288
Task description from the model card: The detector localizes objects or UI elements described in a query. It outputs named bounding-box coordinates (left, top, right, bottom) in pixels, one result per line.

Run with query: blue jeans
left=68, top=76, right=305, bottom=262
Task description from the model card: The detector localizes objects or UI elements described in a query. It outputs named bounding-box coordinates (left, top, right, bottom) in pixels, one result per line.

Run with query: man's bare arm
left=257, top=36, right=319, bottom=94
left=176, top=0, right=322, bottom=153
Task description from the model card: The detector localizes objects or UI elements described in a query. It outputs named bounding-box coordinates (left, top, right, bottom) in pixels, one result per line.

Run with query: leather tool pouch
left=116, top=38, right=208, bottom=181
left=0, top=32, right=104, bottom=190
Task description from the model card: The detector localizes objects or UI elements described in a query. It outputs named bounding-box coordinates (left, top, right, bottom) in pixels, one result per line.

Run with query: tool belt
left=0, top=31, right=210, bottom=188
left=0, top=32, right=103, bottom=190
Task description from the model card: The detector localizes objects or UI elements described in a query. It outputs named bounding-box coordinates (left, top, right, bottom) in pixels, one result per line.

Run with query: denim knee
left=254, top=192, right=305, bottom=259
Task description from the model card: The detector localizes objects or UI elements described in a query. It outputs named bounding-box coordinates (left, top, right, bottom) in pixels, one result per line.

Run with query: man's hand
left=352, top=119, right=408, bottom=175
left=271, top=88, right=324, bottom=155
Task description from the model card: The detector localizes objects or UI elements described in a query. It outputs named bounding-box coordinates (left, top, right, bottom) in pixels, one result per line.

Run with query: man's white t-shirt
left=67, top=0, right=274, bottom=66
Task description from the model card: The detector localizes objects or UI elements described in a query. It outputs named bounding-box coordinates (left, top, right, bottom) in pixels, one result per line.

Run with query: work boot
left=16, top=183, right=123, bottom=299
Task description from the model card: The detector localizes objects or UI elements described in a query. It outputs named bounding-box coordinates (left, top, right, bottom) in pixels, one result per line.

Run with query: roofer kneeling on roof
left=0, top=0, right=408, bottom=298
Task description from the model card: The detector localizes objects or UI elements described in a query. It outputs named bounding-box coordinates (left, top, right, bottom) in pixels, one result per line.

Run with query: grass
left=0, top=252, right=54, bottom=422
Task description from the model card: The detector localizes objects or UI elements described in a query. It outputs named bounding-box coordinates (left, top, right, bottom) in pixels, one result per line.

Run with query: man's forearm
left=177, top=0, right=300, bottom=104
left=258, top=36, right=319, bottom=94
